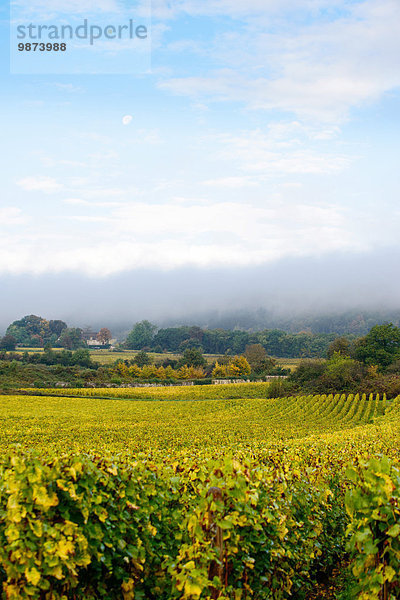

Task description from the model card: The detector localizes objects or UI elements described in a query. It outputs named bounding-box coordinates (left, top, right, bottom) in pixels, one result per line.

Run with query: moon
left=122, top=115, right=133, bottom=125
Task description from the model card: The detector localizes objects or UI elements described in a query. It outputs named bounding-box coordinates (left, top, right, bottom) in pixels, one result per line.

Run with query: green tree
left=42, top=344, right=56, bottom=365
left=71, top=348, right=93, bottom=368
left=5, top=315, right=68, bottom=347
left=322, top=352, right=364, bottom=391
left=133, top=350, right=152, bottom=367
left=0, top=334, right=17, bottom=351
left=244, top=343, right=276, bottom=375
left=178, top=348, right=207, bottom=368
left=49, top=320, right=67, bottom=337
left=6, top=314, right=50, bottom=346
left=125, top=321, right=157, bottom=349
left=327, top=337, right=352, bottom=358
left=245, top=344, right=267, bottom=366
left=179, top=339, right=203, bottom=352
left=188, top=326, right=203, bottom=341
left=355, top=323, right=400, bottom=369
left=59, top=328, right=85, bottom=350
left=289, top=360, right=326, bottom=388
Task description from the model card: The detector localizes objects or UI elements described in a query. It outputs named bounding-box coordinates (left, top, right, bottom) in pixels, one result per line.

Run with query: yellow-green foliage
left=346, top=456, right=400, bottom=599
left=113, top=362, right=206, bottom=380
left=211, top=355, right=251, bottom=378
left=0, top=447, right=342, bottom=600
left=0, top=392, right=387, bottom=453
left=0, top=390, right=400, bottom=599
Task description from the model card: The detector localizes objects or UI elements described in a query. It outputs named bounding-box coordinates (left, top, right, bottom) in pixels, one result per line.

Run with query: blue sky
left=1, top=0, right=400, bottom=282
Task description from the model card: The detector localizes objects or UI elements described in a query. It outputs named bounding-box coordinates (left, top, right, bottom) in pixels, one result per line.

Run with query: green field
left=1, top=384, right=399, bottom=599
left=273, top=357, right=303, bottom=371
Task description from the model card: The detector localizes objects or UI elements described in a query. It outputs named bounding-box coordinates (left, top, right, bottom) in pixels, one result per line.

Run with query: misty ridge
left=60, top=308, right=400, bottom=343
left=38, top=308, right=395, bottom=353
left=0, top=250, right=399, bottom=337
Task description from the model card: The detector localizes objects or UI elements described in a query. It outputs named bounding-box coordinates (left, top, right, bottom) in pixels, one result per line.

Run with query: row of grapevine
left=0, top=449, right=345, bottom=600
left=21, top=382, right=273, bottom=401
left=1, top=392, right=400, bottom=598
left=346, top=457, right=400, bottom=599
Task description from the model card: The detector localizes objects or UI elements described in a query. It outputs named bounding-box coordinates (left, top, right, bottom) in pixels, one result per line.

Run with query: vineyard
left=22, top=382, right=274, bottom=402
left=1, top=387, right=400, bottom=599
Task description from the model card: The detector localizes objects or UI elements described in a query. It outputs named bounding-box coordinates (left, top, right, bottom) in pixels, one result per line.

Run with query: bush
left=289, top=360, right=326, bottom=389
left=358, top=374, right=400, bottom=399
left=266, top=378, right=294, bottom=398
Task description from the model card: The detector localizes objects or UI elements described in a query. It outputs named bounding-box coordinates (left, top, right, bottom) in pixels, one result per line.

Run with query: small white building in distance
left=82, top=327, right=115, bottom=349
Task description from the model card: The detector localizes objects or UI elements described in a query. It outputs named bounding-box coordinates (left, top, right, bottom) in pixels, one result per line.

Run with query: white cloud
left=52, top=83, right=83, bottom=94
left=0, top=197, right=369, bottom=276
left=136, top=129, right=163, bottom=144
left=39, top=156, right=87, bottom=168
left=63, top=198, right=123, bottom=207
left=81, top=187, right=139, bottom=199
left=211, top=128, right=353, bottom=175
left=63, top=198, right=87, bottom=205
left=17, top=176, right=64, bottom=193
left=151, top=0, right=346, bottom=20
left=12, top=0, right=120, bottom=18
left=122, top=115, right=133, bottom=125
left=1, top=187, right=399, bottom=276
left=0, top=207, right=27, bottom=226
left=158, top=0, right=400, bottom=123
left=203, top=176, right=259, bottom=188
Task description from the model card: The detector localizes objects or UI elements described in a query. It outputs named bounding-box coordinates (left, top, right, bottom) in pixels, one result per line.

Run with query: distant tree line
left=146, top=308, right=400, bottom=336
left=124, top=320, right=343, bottom=358
left=1, top=320, right=400, bottom=395
left=2, top=314, right=347, bottom=358
left=0, top=347, right=95, bottom=368
left=3, top=313, right=400, bottom=368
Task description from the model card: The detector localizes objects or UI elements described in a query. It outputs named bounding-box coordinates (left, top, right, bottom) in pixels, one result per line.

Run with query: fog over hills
left=2, top=0, right=400, bottom=341
left=1, top=249, right=399, bottom=337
